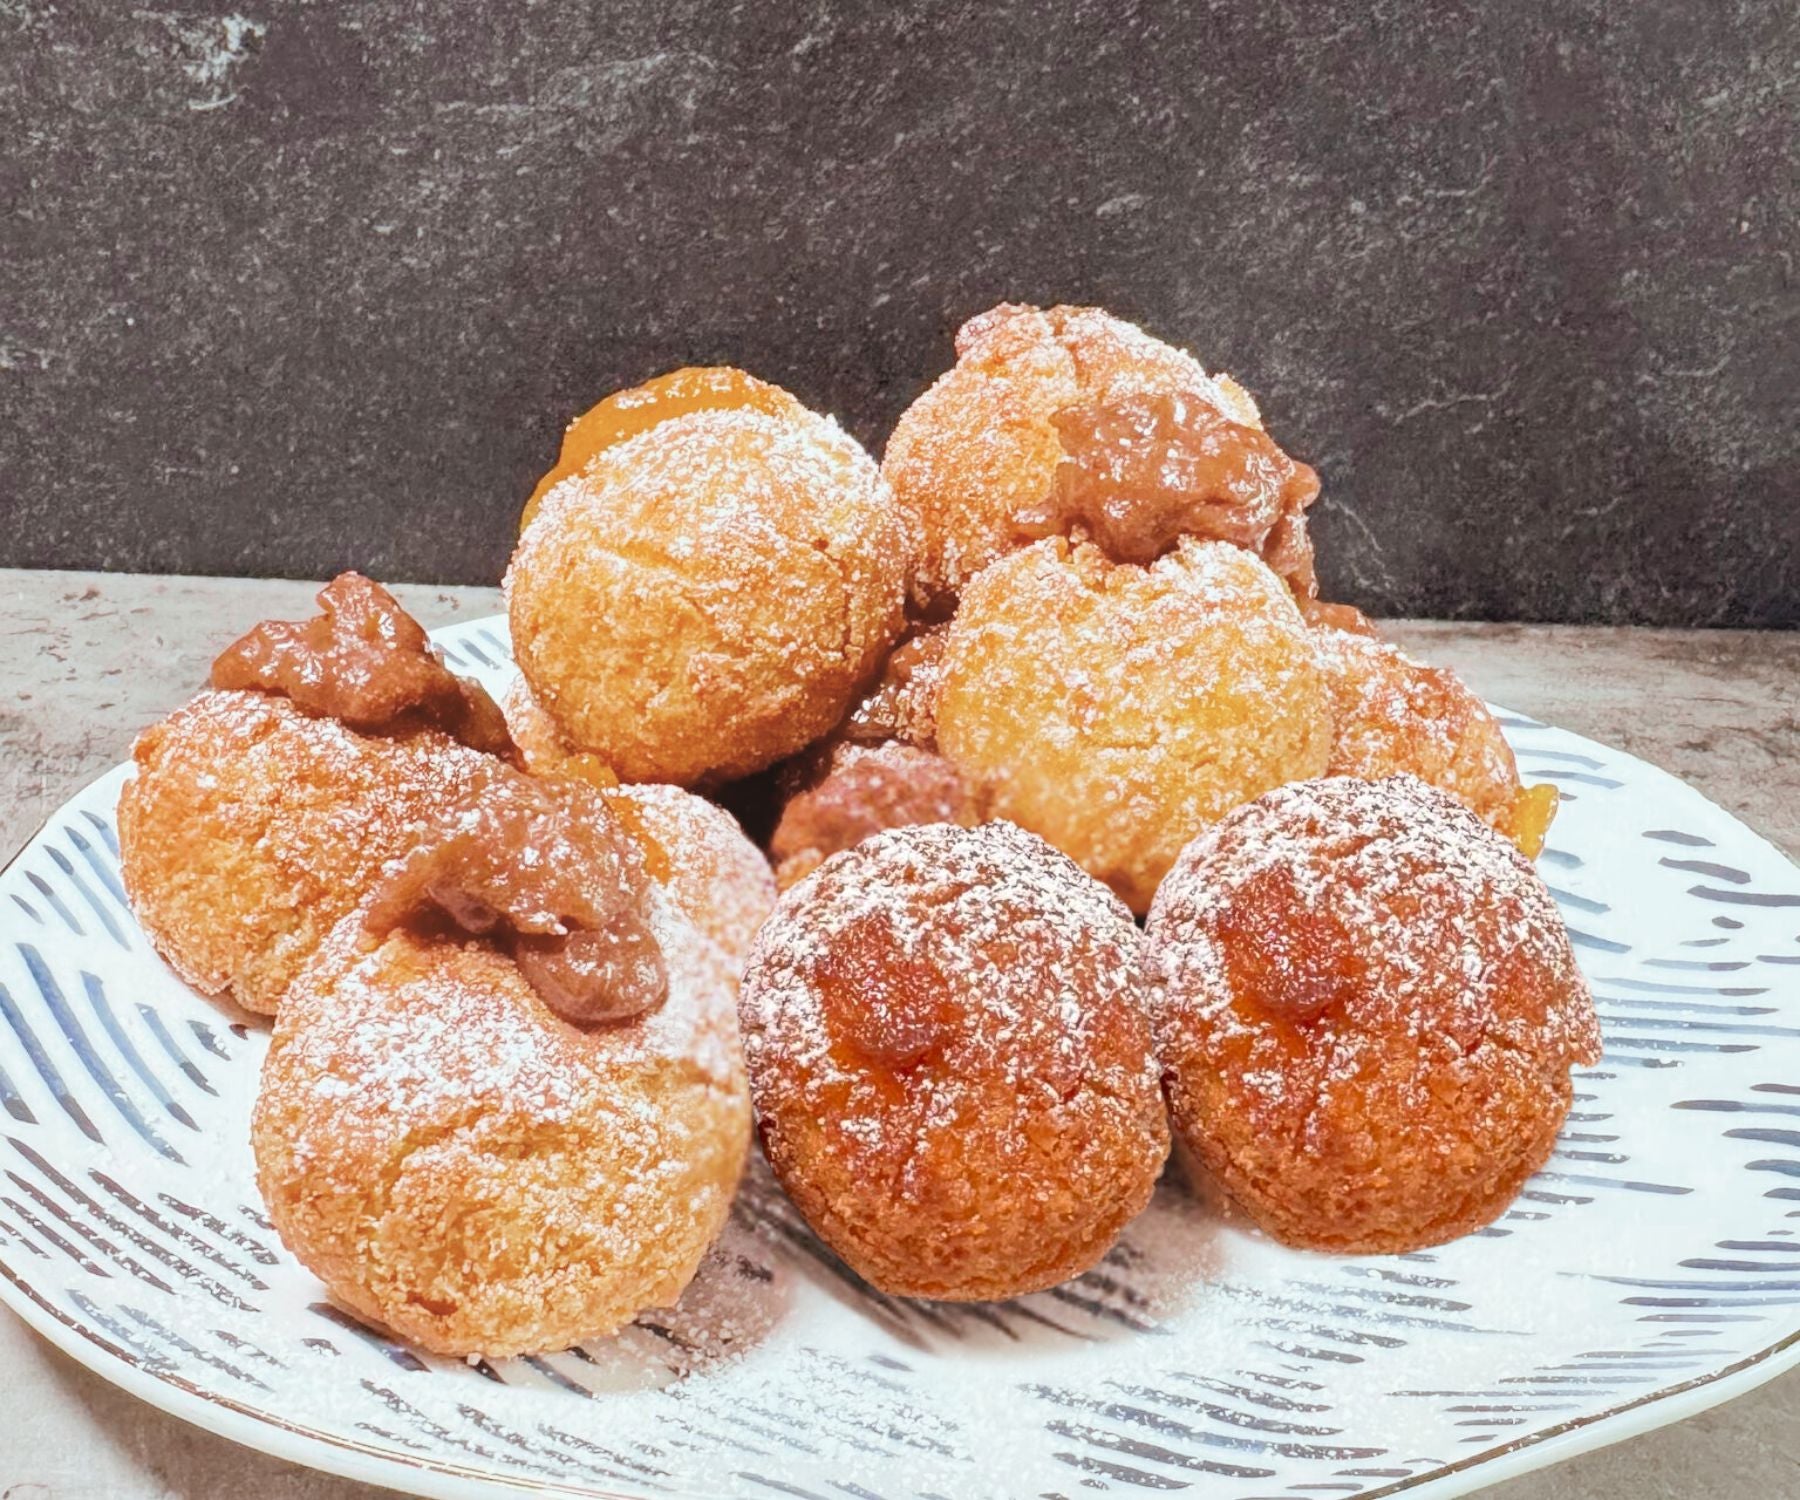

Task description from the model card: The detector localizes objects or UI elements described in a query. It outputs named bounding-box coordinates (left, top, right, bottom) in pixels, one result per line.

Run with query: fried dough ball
left=769, top=740, right=978, bottom=890
left=1314, top=625, right=1559, bottom=857
left=500, top=678, right=619, bottom=787
left=884, top=302, right=1317, bottom=601
left=609, top=782, right=776, bottom=976
left=740, top=821, right=1168, bottom=1301
left=936, top=537, right=1331, bottom=913
left=119, top=690, right=505, bottom=1014
left=507, top=375, right=913, bottom=786
left=764, top=622, right=971, bottom=888
left=500, top=681, right=775, bottom=969
left=119, top=575, right=524, bottom=1015
left=254, top=883, right=749, bottom=1357
left=834, top=620, right=953, bottom=750
left=1146, top=775, right=1601, bottom=1254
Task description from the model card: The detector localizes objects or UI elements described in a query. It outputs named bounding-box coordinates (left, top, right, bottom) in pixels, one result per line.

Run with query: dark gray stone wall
left=3, top=1, right=1795, bottom=625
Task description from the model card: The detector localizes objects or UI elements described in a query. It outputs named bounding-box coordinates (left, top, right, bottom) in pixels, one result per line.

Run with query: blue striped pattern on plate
left=0, top=616, right=1794, bottom=1500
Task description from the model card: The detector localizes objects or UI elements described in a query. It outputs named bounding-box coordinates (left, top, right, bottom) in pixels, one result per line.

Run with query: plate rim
left=5, top=1205, right=1799, bottom=1500
left=1, top=676, right=1797, bottom=1500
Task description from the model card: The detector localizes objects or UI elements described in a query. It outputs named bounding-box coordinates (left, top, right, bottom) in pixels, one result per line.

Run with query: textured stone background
left=3, top=1, right=1795, bottom=624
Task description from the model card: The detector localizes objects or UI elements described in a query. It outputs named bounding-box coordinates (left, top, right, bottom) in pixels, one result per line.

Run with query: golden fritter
left=521, top=366, right=805, bottom=532
left=507, top=374, right=914, bottom=786
left=119, top=691, right=505, bottom=1014
left=1314, top=624, right=1558, bottom=857
left=120, top=575, right=519, bottom=1014
left=255, top=880, right=749, bottom=1356
left=936, top=537, right=1331, bottom=912
left=740, top=821, right=1168, bottom=1301
left=883, top=303, right=1317, bottom=602
left=1146, top=775, right=1600, bottom=1254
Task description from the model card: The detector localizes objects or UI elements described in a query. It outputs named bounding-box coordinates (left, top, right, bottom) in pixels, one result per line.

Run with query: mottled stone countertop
left=0, top=569, right=1794, bottom=1499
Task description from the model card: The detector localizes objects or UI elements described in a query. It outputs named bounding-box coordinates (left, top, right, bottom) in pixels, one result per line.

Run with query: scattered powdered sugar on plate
left=11, top=613, right=1789, bottom=1500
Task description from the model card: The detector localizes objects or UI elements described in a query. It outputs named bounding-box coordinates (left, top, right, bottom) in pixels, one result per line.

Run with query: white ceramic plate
left=0, top=615, right=1795, bottom=1500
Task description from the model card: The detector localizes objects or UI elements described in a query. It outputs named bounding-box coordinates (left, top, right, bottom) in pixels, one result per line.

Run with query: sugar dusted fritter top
left=509, top=398, right=913, bottom=786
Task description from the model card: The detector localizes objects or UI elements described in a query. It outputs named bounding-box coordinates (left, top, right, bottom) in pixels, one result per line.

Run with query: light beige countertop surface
left=1, top=568, right=1795, bottom=1499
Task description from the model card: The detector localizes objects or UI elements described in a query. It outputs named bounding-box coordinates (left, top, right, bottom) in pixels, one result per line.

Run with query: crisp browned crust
left=740, top=821, right=1168, bottom=1301
left=1146, top=775, right=1602, bottom=1254
left=834, top=620, right=953, bottom=750
left=500, top=676, right=598, bottom=776
left=1314, top=624, right=1559, bottom=857
left=117, top=689, right=509, bottom=1014
left=252, top=890, right=749, bottom=1357
left=770, top=740, right=977, bottom=891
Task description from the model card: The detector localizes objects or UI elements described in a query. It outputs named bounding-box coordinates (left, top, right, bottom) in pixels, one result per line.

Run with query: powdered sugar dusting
left=1044, top=303, right=1251, bottom=422
left=1313, top=623, right=1532, bottom=835
left=274, top=883, right=741, bottom=1150
left=738, top=819, right=1168, bottom=1296
left=255, top=882, right=748, bottom=1353
left=119, top=687, right=527, bottom=1013
left=506, top=403, right=914, bottom=784
left=23, top=621, right=1797, bottom=1498
left=838, top=620, right=952, bottom=749
left=742, top=821, right=1149, bottom=1091
left=936, top=536, right=1330, bottom=909
left=1148, top=774, right=1601, bottom=1133
left=612, top=781, right=776, bottom=971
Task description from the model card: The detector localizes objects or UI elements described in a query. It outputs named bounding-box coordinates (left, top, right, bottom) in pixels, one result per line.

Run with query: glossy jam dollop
left=1501, top=781, right=1560, bottom=862
left=364, top=777, right=667, bottom=1025
left=211, top=573, right=516, bottom=758
left=1211, top=861, right=1365, bottom=1027
left=1297, top=594, right=1380, bottom=637
left=520, top=366, right=802, bottom=528
left=1020, top=389, right=1321, bottom=590
left=814, top=912, right=960, bottom=1073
